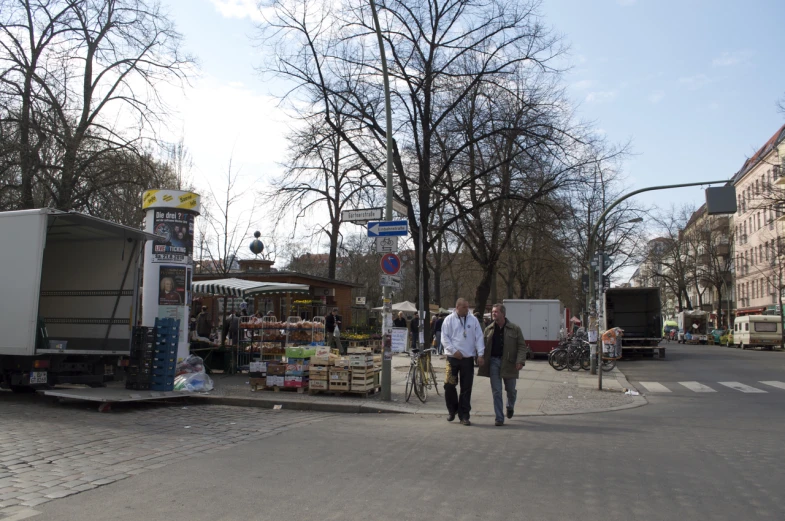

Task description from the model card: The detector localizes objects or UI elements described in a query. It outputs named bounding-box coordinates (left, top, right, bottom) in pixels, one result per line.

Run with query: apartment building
left=732, top=124, right=785, bottom=317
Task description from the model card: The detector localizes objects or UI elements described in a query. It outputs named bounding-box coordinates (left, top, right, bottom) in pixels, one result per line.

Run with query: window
left=745, top=323, right=749, bottom=331
left=757, top=213, right=761, bottom=230
left=754, top=322, right=777, bottom=332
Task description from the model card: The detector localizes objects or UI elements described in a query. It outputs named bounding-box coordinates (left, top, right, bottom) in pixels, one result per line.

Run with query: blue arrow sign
left=367, top=220, right=408, bottom=237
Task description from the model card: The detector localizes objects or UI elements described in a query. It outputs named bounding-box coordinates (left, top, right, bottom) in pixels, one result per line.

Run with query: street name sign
left=367, top=220, right=408, bottom=237
left=380, top=253, right=402, bottom=276
left=342, top=208, right=384, bottom=223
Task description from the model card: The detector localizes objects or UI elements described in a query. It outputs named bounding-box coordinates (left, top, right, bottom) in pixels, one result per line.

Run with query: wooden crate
left=329, top=380, right=350, bottom=391
left=249, top=378, right=266, bottom=391
left=347, top=346, right=372, bottom=354
left=329, top=369, right=350, bottom=382
left=351, top=381, right=378, bottom=392
left=310, top=379, right=329, bottom=391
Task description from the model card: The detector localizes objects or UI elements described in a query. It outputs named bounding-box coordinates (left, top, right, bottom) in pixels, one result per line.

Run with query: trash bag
left=176, top=354, right=204, bottom=375
left=174, top=372, right=214, bottom=392
left=333, top=325, right=341, bottom=339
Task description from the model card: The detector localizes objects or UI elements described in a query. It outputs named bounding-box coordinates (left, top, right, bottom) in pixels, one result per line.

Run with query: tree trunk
left=327, top=218, right=339, bottom=279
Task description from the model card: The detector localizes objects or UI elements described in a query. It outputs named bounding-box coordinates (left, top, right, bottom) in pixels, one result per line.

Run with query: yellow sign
left=142, top=189, right=201, bottom=213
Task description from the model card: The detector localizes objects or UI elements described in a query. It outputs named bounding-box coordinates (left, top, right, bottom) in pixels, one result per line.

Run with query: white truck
left=502, top=299, right=565, bottom=357
left=677, top=310, right=709, bottom=344
left=0, top=209, right=155, bottom=392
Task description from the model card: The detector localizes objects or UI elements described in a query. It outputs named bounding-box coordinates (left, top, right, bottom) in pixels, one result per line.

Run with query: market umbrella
left=371, top=300, right=419, bottom=312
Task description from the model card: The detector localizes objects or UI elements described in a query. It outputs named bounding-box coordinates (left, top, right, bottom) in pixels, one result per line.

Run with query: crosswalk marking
left=638, top=381, right=671, bottom=393
left=678, top=381, right=716, bottom=393
left=760, top=381, right=785, bottom=390
left=717, top=382, right=767, bottom=393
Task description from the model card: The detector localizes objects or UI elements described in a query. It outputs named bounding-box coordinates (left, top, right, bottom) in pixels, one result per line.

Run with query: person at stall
left=410, top=314, right=421, bottom=350
left=325, top=308, right=344, bottom=354
left=393, top=311, right=407, bottom=328
left=196, top=306, right=212, bottom=339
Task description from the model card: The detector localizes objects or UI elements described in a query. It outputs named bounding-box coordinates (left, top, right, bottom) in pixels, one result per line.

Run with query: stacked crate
left=150, top=318, right=179, bottom=391
left=284, top=356, right=309, bottom=389
left=309, top=358, right=330, bottom=391
left=329, top=355, right=350, bottom=392
left=126, top=326, right=154, bottom=390
left=349, top=349, right=375, bottom=392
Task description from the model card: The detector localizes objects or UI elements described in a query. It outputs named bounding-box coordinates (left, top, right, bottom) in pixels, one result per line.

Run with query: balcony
left=716, top=243, right=730, bottom=256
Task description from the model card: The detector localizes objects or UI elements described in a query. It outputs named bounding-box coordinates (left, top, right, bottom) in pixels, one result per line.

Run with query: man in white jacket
left=441, top=298, right=485, bottom=425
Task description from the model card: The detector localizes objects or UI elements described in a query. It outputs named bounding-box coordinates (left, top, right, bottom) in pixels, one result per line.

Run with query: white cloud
left=585, top=90, right=618, bottom=103
left=678, top=74, right=712, bottom=90
left=648, top=90, right=665, bottom=103
left=210, top=0, right=265, bottom=22
left=712, top=50, right=753, bottom=67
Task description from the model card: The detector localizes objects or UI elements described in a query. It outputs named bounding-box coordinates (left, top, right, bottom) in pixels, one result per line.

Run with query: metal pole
left=587, top=179, right=731, bottom=390
left=370, top=0, right=394, bottom=401
left=598, top=251, right=603, bottom=389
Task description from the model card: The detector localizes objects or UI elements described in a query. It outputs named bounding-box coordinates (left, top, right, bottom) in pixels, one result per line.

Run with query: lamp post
left=588, top=180, right=732, bottom=390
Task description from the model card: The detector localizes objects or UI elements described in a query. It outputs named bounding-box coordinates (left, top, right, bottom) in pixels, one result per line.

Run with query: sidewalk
left=192, top=355, right=646, bottom=417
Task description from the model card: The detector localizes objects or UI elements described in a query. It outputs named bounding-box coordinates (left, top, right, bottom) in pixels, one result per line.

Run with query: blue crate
left=150, top=377, right=174, bottom=392
left=152, top=346, right=177, bottom=356
left=152, top=362, right=176, bottom=374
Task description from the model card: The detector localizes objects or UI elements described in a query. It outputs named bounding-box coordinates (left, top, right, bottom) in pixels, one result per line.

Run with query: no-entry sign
left=380, top=253, right=401, bottom=276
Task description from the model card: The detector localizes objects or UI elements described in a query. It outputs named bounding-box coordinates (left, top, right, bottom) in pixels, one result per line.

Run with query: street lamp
left=588, top=180, right=733, bottom=390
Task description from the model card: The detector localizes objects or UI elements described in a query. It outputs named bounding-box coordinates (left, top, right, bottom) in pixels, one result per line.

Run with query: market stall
left=191, top=278, right=311, bottom=372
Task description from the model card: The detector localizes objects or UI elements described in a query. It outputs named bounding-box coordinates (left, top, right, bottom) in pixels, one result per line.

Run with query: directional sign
left=367, top=220, right=408, bottom=237
left=380, top=253, right=401, bottom=275
left=341, top=207, right=384, bottom=223
left=380, top=274, right=402, bottom=289
left=392, top=200, right=407, bottom=216
left=375, top=236, right=398, bottom=253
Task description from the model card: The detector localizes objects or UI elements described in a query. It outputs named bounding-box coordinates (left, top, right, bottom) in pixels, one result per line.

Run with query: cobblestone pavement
left=0, top=394, right=330, bottom=519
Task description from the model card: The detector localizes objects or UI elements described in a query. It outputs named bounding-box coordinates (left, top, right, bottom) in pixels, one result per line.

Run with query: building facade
left=731, top=125, right=785, bottom=317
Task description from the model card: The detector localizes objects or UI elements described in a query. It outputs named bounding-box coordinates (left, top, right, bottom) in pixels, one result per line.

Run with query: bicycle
left=404, top=347, right=440, bottom=403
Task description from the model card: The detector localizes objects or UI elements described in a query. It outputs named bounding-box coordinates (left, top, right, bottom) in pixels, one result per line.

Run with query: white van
left=733, top=315, right=782, bottom=350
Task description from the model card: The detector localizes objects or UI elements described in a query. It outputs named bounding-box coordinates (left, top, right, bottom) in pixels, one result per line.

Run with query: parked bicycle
left=404, top=347, right=440, bottom=403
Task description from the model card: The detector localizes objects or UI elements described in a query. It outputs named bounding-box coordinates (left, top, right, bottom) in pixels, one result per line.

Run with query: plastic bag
left=174, top=372, right=214, bottom=392
left=333, top=325, right=341, bottom=339
left=176, top=354, right=204, bottom=375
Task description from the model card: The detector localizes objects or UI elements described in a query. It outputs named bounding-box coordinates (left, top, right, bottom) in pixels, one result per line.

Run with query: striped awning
left=191, top=278, right=310, bottom=298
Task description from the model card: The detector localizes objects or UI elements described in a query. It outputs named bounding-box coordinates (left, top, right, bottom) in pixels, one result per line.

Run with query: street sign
left=355, top=296, right=366, bottom=305
left=380, top=253, right=401, bottom=276
left=392, top=200, right=407, bottom=216
left=341, top=207, right=384, bottom=223
left=375, top=236, right=398, bottom=253
left=367, top=220, right=408, bottom=237
left=380, top=274, right=402, bottom=289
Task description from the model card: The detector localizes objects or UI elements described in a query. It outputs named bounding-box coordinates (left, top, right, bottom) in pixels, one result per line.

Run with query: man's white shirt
left=440, top=312, right=485, bottom=358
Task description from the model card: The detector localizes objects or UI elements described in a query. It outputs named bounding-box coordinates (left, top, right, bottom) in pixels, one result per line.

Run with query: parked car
left=710, top=328, right=727, bottom=345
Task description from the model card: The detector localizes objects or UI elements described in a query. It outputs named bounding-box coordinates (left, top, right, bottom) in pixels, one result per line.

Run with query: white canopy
left=192, top=278, right=310, bottom=298
left=372, top=300, right=418, bottom=312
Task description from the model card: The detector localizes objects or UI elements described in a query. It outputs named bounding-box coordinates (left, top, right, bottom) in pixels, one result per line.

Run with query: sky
left=158, top=0, right=785, bottom=252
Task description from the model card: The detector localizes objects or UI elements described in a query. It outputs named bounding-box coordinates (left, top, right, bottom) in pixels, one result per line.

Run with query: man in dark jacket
left=196, top=306, right=212, bottom=339
left=478, top=303, right=528, bottom=426
left=325, top=308, right=344, bottom=354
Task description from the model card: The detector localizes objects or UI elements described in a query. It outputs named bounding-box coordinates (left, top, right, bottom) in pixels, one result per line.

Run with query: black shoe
left=507, top=408, right=514, bottom=419
left=495, top=421, right=504, bottom=426
left=460, top=419, right=472, bottom=426
left=447, top=413, right=456, bottom=422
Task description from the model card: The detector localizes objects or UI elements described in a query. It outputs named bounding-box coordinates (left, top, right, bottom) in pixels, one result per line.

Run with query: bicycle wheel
left=580, top=351, right=591, bottom=371
left=567, top=350, right=582, bottom=371
left=549, top=348, right=563, bottom=369
left=552, top=349, right=568, bottom=371
left=414, top=364, right=427, bottom=403
left=429, top=363, right=441, bottom=396
left=601, top=358, right=617, bottom=372
left=405, top=364, right=416, bottom=402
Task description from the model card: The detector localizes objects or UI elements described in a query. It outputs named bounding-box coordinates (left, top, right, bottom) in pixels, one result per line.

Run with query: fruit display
left=240, top=317, right=325, bottom=343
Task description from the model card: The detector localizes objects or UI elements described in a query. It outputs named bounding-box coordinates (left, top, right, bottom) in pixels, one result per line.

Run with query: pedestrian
left=196, top=306, right=212, bottom=339
left=434, top=313, right=445, bottom=355
left=441, top=298, right=485, bottom=426
left=226, top=311, right=240, bottom=345
left=478, top=303, right=528, bottom=426
left=409, top=314, right=421, bottom=350
left=325, top=307, right=344, bottom=354
left=393, top=311, right=407, bottom=328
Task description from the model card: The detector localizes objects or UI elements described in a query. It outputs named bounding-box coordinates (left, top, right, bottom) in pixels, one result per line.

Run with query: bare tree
left=197, top=158, right=257, bottom=279
left=0, top=0, right=194, bottom=211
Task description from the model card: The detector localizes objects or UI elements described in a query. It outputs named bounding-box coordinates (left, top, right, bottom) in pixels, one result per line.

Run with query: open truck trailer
left=0, top=209, right=189, bottom=404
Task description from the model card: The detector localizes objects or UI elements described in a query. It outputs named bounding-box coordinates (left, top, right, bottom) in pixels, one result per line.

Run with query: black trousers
left=444, top=356, right=475, bottom=420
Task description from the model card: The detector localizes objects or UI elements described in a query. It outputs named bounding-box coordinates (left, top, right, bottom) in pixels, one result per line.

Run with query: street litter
left=625, top=390, right=640, bottom=396
left=273, top=404, right=283, bottom=410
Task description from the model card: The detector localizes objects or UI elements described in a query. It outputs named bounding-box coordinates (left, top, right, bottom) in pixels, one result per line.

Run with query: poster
left=152, top=210, right=195, bottom=263
left=159, top=266, right=186, bottom=306
left=391, top=327, right=408, bottom=353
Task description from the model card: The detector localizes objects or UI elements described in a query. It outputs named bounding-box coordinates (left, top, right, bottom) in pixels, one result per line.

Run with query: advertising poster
left=391, top=327, right=408, bottom=353
left=152, top=209, right=195, bottom=263
left=159, top=266, right=186, bottom=306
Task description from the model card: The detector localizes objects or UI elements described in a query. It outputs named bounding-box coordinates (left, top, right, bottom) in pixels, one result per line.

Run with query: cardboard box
left=284, top=376, right=307, bottom=388
left=267, top=364, right=286, bottom=376
left=285, top=347, right=317, bottom=359
left=249, top=361, right=268, bottom=373
left=266, top=375, right=284, bottom=387
left=310, top=365, right=329, bottom=376
left=287, top=358, right=310, bottom=366
left=333, top=358, right=351, bottom=368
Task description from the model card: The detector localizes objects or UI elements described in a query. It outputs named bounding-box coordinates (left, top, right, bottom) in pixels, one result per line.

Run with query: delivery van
left=733, top=315, right=782, bottom=350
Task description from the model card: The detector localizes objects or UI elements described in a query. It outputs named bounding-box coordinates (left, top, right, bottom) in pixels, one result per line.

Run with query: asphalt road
left=11, top=345, right=785, bottom=521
